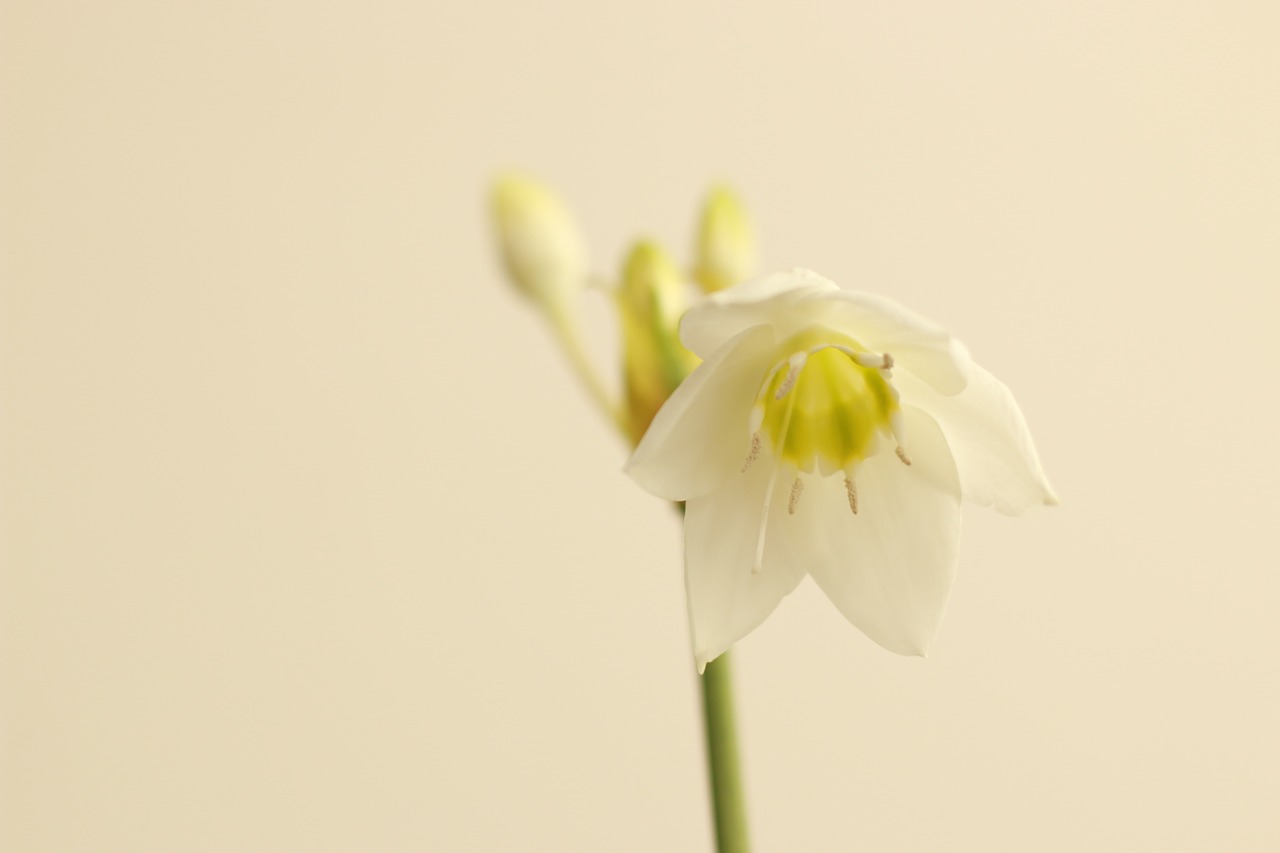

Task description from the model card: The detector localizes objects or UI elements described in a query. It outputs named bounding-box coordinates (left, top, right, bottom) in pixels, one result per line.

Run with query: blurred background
left=2, top=1, right=1278, bottom=850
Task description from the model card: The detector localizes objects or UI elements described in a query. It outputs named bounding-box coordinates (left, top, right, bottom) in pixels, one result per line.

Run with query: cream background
left=2, top=1, right=1277, bottom=850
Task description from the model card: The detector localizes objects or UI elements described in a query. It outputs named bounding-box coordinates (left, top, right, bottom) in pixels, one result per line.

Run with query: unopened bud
left=490, top=174, right=588, bottom=316
left=618, top=241, right=699, bottom=444
left=692, top=185, right=756, bottom=294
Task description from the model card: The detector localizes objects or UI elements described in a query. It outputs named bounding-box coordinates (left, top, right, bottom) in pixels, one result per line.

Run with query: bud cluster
left=489, top=175, right=758, bottom=445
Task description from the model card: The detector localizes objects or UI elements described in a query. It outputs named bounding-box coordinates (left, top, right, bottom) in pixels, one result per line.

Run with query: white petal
left=685, top=458, right=807, bottom=672
left=895, top=363, right=1057, bottom=515
left=797, top=290, right=972, bottom=395
left=679, top=268, right=838, bottom=358
left=804, top=408, right=962, bottom=656
left=625, top=325, right=776, bottom=501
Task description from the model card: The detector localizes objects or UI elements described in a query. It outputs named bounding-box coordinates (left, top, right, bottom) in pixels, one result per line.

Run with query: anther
left=844, top=474, right=859, bottom=515
left=773, top=353, right=809, bottom=400
left=741, top=432, right=762, bottom=473
left=774, top=369, right=798, bottom=399
left=788, top=477, right=805, bottom=514
left=895, top=446, right=912, bottom=466
left=851, top=351, right=894, bottom=370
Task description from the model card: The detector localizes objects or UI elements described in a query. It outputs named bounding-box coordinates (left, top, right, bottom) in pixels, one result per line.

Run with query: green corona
left=742, top=328, right=910, bottom=526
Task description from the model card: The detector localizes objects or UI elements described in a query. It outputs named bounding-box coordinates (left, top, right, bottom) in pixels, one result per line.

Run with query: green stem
left=545, top=308, right=629, bottom=437
left=700, top=652, right=750, bottom=853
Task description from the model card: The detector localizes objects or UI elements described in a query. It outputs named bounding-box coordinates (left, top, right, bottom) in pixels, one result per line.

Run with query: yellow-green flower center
left=754, top=328, right=900, bottom=476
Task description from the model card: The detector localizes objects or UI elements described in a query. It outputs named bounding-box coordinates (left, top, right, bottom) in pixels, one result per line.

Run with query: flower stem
left=546, top=309, right=629, bottom=437
left=700, top=652, right=750, bottom=853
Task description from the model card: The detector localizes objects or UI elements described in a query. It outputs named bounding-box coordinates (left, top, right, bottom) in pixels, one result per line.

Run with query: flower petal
left=803, top=408, right=962, bottom=656
left=895, top=363, right=1057, bottom=515
left=625, top=324, right=775, bottom=501
left=679, top=268, right=838, bottom=358
left=797, top=290, right=972, bottom=395
left=685, top=458, right=807, bottom=672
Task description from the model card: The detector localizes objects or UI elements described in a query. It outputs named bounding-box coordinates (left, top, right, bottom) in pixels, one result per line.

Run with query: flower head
left=626, top=270, right=1056, bottom=671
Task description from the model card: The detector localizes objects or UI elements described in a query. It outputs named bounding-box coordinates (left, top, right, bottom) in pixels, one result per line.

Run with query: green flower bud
left=692, top=185, right=756, bottom=294
left=618, top=241, right=699, bottom=444
left=490, top=174, right=587, bottom=318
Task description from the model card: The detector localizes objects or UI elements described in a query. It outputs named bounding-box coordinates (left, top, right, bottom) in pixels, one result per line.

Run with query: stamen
left=749, top=361, right=787, bottom=415
left=773, top=353, right=808, bottom=400
left=844, top=473, right=859, bottom=515
left=788, top=477, right=805, bottom=514
left=848, top=350, right=894, bottom=370
left=754, top=391, right=798, bottom=574
left=773, top=370, right=797, bottom=400
left=741, top=432, right=762, bottom=473
left=889, top=410, right=906, bottom=446
left=895, top=446, right=912, bottom=466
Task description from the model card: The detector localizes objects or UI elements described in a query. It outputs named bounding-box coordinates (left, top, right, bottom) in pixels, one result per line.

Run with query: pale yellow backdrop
left=2, top=1, right=1277, bottom=851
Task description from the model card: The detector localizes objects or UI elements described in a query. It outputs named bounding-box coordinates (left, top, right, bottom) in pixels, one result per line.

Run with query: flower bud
left=692, top=185, right=756, bottom=294
left=490, top=174, right=588, bottom=317
left=618, top=241, right=699, bottom=444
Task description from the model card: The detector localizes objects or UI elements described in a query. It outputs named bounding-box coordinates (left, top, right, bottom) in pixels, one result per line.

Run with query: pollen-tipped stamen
left=741, top=432, right=762, bottom=473
left=895, top=446, right=912, bottom=466
left=773, top=353, right=808, bottom=400
left=848, top=349, right=894, bottom=370
left=844, top=472, right=859, bottom=515
left=753, top=387, right=798, bottom=574
left=788, top=477, right=804, bottom=515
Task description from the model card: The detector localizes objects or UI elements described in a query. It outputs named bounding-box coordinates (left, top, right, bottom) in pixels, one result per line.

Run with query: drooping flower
left=626, top=269, right=1056, bottom=671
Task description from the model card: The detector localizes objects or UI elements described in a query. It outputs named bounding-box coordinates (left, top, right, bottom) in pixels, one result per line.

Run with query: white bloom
left=626, top=269, right=1056, bottom=671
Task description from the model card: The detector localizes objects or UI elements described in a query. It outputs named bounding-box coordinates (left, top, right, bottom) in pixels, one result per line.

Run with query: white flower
left=626, top=269, right=1056, bottom=671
